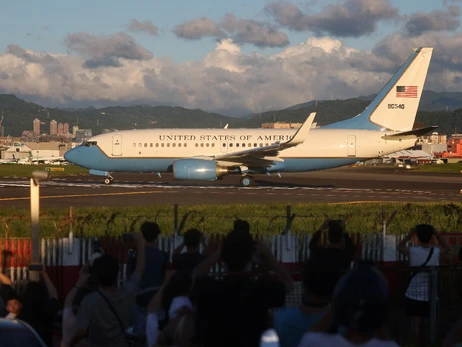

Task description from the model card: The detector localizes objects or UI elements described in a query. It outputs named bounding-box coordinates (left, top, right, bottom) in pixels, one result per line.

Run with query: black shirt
left=308, top=232, right=355, bottom=273
left=194, top=276, right=286, bottom=347
left=172, top=252, right=207, bottom=273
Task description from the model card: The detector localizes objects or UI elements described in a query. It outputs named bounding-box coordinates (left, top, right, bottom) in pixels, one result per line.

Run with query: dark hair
left=141, top=221, right=161, bottom=242
left=303, top=260, right=341, bottom=299
left=183, top=229, right=201, bottom=248
left=17, top=282, right=48, bottom=319
left=221, top=229, right=254, bottom=272
left=7, top=294, right=22, bottom=303
left=91, top=255, right=119, bottom=286
left=330, top=260, right=388, bottom=333
left=233, top=219, right=250, bottom=235
left=416, top=224, right=435, bottom=244
left=328, top=220, right=344, bottom=244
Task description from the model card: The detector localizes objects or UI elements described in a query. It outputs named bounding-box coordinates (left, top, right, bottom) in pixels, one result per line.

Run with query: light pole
left=30, top=170, right=50, bottom=281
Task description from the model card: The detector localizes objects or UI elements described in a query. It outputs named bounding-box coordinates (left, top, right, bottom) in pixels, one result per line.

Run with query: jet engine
left=173, top=159, right=232, bottom=181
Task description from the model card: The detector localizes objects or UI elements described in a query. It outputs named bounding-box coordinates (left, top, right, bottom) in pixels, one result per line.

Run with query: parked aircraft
left=64, top=47, right=435, bottom=187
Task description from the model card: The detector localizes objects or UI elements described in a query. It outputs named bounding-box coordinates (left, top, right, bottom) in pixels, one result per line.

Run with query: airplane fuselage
left=67, top=127, right=415, bottom=174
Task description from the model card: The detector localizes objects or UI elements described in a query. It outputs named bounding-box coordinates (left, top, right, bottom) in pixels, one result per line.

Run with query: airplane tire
left=240, top=175, right=254, bottom=187
left=104, top=178, right=112, bottom=185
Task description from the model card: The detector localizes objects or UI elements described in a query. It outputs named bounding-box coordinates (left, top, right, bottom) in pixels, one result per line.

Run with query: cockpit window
left=81, top=141, right=97, bottom=147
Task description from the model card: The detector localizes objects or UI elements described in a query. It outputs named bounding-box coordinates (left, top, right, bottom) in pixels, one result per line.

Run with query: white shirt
left=61, top=308, right=87, bottom=347
left=298, top=333, right=399, bottom=347
left=405, top=246, right=440, bottom=302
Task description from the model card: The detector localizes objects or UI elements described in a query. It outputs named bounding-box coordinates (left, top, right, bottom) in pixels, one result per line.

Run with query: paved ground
left=0, top=166, right=461, bottom=208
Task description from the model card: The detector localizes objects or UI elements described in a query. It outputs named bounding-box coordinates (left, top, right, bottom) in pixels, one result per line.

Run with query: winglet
left=284, top=112, right=316, bottom=146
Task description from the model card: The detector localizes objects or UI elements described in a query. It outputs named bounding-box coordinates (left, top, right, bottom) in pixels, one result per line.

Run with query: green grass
left=408, top=162, right=462, bottom=173
left=2, top=202, right=462, bottom=238
left=0, top=164, right=88, bottom=177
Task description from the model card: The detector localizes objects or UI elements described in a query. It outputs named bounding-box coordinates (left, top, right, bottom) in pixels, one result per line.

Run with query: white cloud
left=2, top=29, right=462, bottom=116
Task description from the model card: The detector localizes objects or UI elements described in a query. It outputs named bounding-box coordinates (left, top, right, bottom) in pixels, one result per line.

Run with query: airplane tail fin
left=329, top=47, right=433, bottom=132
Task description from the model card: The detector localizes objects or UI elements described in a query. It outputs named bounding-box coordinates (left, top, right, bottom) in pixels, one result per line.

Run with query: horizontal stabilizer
left=381, top=126, right=439, bottom=140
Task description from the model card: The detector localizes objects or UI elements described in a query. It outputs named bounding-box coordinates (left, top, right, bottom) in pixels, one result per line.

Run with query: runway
left=0, top=166, right=461, bottom=208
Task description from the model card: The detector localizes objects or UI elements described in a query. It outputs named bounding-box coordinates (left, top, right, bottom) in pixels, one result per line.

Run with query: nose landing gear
left=104, top=175, right=114, bottom=185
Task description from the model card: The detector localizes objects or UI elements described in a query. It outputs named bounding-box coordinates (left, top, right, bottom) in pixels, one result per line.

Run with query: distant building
left=74, top=129, right=92, bottom=143
left=63, top=122, right=70, bottom=135
left=50, top=120, right=57, bottom=135
left=33, top=118, right=40, bottom=134
left=58, top=122, right=64, bottom=135
left=262, top=122, right=303, bottom=129
left=72, top=125, right=79, bottom=137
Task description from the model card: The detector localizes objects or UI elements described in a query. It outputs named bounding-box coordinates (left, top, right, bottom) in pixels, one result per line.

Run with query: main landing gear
left=239, top=175, right=255, bottom=187
left=104, top=175, right=114, bottom=185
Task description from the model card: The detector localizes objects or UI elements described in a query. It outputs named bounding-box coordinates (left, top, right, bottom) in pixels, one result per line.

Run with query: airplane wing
left=209, top=112, right=316, bottom=167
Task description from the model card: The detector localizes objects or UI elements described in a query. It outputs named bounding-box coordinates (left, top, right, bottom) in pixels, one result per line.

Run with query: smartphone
left=122, top=232, right=135, bottom=243
left=29, top=263, right=43, bottom=271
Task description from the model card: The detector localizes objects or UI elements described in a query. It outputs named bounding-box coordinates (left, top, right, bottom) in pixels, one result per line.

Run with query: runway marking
left=0, top=190, right=162, bottom=201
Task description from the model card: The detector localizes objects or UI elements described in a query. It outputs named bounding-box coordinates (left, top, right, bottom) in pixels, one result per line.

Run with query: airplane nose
left=64, top=149, right=78, bottom=164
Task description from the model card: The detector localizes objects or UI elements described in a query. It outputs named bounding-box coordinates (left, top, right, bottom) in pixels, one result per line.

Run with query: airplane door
left=221, top=142, right=228, bottom=153
left=112, top=134, right=122, bottom=156
left=347, top=135, right=356, bottom=157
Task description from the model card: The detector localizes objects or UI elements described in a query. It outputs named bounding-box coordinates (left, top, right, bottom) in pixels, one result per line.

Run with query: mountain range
left=1, top=90, right=462, bottom=138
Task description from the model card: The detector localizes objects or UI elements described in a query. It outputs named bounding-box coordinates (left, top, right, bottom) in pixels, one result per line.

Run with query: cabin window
left=248, top=143, right=251, bottom=147
left=206, top=143, right=209, bottom=147
left=133, top=143, right=136, bottom=147
left=150, top=143, right=153, bottom=147
left=195, top=143, right=198, bottom=147
left=229, top=143, right=233, bottom=147
left=178, top=143, right=182, bottom=147
left=184, top=143, right=187, bottom=147
left=156, top=143, right=159, bottom=147
left=222, top=143, right=226, bottom=147
left=138, top=143, right=142, bottom=147
left=167, top=143, right=170, bottom=147
left=161, top=143, right=164, bottom=147
left=260, top=143, right=263, bottom=147
left=172, top=143, right=176, bottom=147
left=254, top=143, right=257, bottom=147
left=200, top=143, right=204, bottom=147
left=242, top=143, right=246, bottom=147
left=211, top=143, right=214, bottom=147
left=144, top=143, right=147, bottom=147
left=265, top=143, right=269, bottom=146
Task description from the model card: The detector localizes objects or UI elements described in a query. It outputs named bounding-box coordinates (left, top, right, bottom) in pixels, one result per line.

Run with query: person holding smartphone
left=308, top=218, right=355, bottom=277
left=397, top=224, right=450, bottom=347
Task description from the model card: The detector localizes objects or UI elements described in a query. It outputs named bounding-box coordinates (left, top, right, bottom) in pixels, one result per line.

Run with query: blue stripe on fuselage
left=65, top=146, right=361, bottom=174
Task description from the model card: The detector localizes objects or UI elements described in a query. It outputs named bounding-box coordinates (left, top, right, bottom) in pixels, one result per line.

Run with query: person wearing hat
left=297, top=261, right=399, bottom=347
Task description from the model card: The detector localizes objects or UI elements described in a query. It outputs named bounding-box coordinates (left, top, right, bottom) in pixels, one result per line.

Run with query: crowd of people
left=0, top=218, right=460, bottom=347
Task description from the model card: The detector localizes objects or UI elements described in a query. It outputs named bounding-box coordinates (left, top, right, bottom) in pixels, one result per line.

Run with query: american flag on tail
left=396, top=86, right=418, bottom=98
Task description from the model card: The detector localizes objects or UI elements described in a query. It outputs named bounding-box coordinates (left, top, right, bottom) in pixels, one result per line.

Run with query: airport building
left=262, top=122, right=303, bottom=129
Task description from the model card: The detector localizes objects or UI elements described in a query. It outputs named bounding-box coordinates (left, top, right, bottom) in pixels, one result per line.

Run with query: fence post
left=429, top=267, right=438, bottom=344
left=68, top=206, right=73, bottom=254
left=174, top=204, right=178, bottom=235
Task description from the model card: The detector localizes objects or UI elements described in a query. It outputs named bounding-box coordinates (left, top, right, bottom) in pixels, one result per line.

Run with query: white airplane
left=64, top=47, right=435, bottom=187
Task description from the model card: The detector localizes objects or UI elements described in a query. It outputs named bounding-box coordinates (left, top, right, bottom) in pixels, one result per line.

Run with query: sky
left=1, top=0, right=462, bottom=116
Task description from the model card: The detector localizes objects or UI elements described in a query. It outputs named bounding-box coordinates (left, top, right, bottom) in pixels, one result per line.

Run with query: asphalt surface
left=0, top=166, right=461, bottom=209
